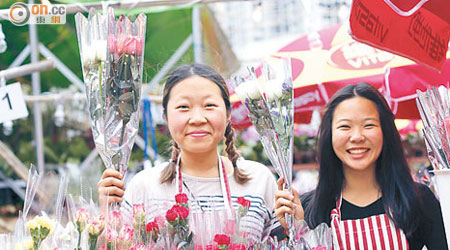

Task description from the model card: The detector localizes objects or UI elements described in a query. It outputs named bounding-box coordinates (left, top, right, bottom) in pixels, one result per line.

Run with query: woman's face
left=331, top=97, right=383, bottom=174
left=166, top=75, right=228, bottom=155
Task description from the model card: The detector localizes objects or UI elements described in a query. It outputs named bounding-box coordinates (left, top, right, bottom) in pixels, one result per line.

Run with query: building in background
left=210, top=0, right=352, bottom=68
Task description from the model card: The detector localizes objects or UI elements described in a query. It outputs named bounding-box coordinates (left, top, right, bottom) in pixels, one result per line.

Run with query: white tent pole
left=29, top=0, right=45, bottom=175
left=192, top=6, right=203, bottom=63
left=38, top=43, right=85, bottom=91
left=8, top=44, right=30, bottom=69
left=0, top=59, right=54, bottom=80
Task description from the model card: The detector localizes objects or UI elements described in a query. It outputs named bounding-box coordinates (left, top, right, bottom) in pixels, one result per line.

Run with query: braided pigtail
left=160, top=140, right=180, bottom=184
left=225, top=122, right=251, bottom=184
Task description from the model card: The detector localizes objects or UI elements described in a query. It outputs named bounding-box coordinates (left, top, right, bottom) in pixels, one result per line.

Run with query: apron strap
left=330, top=194, right=344, bottom=249
left=175, top=152, right=234, bottom=217
left=331, top=194, right=343, bottom=221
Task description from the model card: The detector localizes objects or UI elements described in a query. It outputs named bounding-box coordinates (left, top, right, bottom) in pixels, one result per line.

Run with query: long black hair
left=304, top=83, right=421, bottom=236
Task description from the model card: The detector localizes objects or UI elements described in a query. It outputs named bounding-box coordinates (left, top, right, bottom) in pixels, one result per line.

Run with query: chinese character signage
left=349, top=0, right=450, bottom=71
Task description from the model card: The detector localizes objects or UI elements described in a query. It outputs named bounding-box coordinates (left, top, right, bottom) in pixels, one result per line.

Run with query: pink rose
left=108, top=34, right=116, bottom=53
left=116, top=35, right=144, bottom=56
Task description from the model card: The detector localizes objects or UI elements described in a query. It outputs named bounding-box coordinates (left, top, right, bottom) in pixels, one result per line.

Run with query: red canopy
left=349, top=0, right=450, bottom=71
left=230, top=23, right=450, bottom=130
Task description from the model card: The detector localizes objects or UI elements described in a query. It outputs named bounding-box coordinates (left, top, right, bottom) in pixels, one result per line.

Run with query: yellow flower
left=35, top=215, right=56, bottom=235
left=88, top=216, right=106, bottom=237
left=74, top=208, right=90, bottom=232
left=14, top=238, right=33, bottom=250
left=26, top=219, right=39, bottom=232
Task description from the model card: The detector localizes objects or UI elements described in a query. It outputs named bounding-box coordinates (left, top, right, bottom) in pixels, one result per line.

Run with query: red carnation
left=145, top=221, right=158, bottom=232
left=175, top=193, right=189, bottom=205
left=174, top=204, right=189, bottom=220
left=237, top=197, right=250, bottom=208
left=214, top=234, right=231, bottom=246
left=165, top=207, right=178, bottom=222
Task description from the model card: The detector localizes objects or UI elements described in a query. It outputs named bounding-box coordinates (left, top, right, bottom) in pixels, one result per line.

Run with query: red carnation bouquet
left=165, top=193, right=193, bottom=249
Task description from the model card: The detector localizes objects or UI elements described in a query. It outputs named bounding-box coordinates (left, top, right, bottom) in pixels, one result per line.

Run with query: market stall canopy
left=349, top=0, right=450, bottom=71
left=230, top=23, right=450, bottom=130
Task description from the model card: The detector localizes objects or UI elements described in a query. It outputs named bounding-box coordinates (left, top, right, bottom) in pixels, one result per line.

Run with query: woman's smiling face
left=332, top=96, right=384, bottom=174
left=166, top=75, right=229, bottom=155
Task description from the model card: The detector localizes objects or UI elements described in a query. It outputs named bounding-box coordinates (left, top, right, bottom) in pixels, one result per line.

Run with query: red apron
left=330, top=195, right=409, bottom=250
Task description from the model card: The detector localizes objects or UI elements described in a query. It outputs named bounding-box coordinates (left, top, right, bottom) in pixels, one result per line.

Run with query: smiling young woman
left=274, top=83, right=447, bottom=250
left=97, top=64, right=278, bottom=243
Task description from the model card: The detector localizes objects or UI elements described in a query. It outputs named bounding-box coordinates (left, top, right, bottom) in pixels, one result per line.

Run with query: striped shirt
left=122, top=159, right=278, bottom=243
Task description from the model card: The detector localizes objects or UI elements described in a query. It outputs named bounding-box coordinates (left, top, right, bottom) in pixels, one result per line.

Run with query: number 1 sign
left=0, top=82, right=28, bottom=123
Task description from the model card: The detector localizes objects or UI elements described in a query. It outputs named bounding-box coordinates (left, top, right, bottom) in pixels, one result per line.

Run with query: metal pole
left=28, top=0, right=45, bottom=175
left=38, top=44, right=85, bottom=91
left=0, top=59, right=54, bottom=80
left=192, top=6, right=203, bottom=63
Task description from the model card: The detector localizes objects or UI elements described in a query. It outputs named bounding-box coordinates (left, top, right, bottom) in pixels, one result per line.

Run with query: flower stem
left=89, top=237, right=98, bottom=250
left=116, top=119, right=126, bottom=172
left=98, top=62, right=107, bottom=153
left=77, top=230, right=81, bottom=250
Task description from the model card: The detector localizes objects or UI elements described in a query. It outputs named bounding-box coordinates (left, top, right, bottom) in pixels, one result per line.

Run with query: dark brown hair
left=160, top=64, right=250, bottom=184
left=304, top=83, right=420, bottom=236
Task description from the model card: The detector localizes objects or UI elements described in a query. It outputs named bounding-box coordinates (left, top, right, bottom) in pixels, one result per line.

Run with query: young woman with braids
left=274, top=83, right=447, bottom=249
left=97, top=64, right=278, bottom=241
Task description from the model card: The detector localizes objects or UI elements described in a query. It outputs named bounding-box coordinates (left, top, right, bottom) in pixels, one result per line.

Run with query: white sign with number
left=0, top=82, right=29, bottom=123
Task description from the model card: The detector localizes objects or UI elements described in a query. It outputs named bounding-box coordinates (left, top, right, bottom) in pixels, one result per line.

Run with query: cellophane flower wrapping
left=8, top=179, right=329, bottom=249
left=416, top=86, right=450, bottom=247
left=234, top=59, right=296, bottom=243
left=250, top=221, right=332, bottom=250
left=416, top=86, right=450, bottom=170
left=75, top=7, right=146, bottom=174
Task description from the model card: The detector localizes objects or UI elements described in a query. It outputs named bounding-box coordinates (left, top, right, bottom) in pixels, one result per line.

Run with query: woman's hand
left=274, top=177, right=304, bottom=230
left=97, top=168, right=124, bottom=213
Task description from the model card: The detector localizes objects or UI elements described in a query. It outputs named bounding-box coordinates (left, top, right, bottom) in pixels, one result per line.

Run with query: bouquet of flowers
left=250, top=221, right=332, bottom=250
left=416, top=86, right=450, bottom=170
left=234, top=58, right=296, bottom=245
left=75, top=7, right=146, bottom=174
left=416, top=86, right=450, bottom=247
left=5, top=172, right=316, bottom=250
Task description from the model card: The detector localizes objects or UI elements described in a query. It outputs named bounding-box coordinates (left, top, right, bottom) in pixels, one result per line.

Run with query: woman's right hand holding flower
left=274, top=177, right=304, bottom=230
left=97, top=168, right=125, bottom=213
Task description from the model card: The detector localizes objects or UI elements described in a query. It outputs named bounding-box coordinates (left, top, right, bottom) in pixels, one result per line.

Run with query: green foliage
left=294, top=134, right=317, bottom=151
left=0, top=3, right=195, bottom=176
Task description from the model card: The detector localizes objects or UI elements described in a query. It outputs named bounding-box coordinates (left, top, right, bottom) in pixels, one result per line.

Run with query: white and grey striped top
left=122, top=159, right=279, bottom=243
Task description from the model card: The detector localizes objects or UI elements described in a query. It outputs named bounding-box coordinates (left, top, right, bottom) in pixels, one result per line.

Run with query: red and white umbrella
left=230, top=23, right=450, bottom=130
